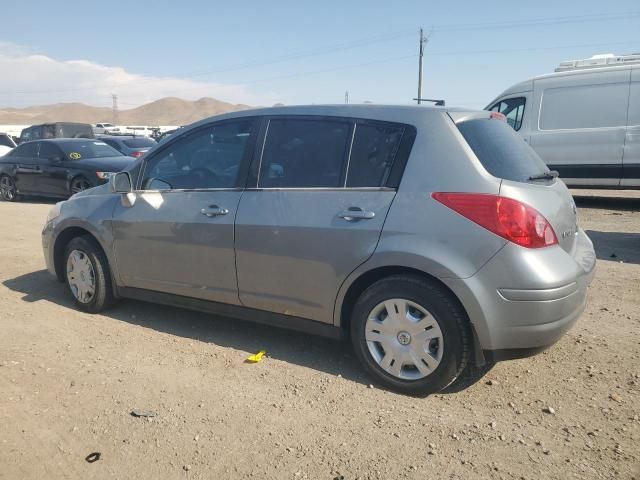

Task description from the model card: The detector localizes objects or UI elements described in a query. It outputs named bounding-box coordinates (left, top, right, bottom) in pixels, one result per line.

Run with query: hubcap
left=365, top=298, right=444, bottom=380
left=66, top=250, right=96, bottom=303
left=0, top=177, right=16, bottom=200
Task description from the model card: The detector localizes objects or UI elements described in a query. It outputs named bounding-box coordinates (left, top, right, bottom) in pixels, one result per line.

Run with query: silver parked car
left=41, top=105, right=596, bottom=395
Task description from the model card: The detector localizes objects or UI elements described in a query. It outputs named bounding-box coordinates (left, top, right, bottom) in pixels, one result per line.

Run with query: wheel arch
left=335, top=264, right=485, bottom=365
left=53, top=226, right=107, bottom=282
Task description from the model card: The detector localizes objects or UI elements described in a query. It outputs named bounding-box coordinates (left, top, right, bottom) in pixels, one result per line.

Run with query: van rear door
left=528, top=69, right=630, bottom=187
left=622, top=67, right=640, bottom=187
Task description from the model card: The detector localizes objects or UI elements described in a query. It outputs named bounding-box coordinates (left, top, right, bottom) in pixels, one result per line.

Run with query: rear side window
left=539, top=83, right=628, bottom=130
left=457, top=118, right=549, bottom=182
left=124, top=138, right=156, bottom=148
left=346, top=122, right=404, bottom=187
left=259, top=118, right=351, bottom=188
left=11, top=142, right=38, bottom=157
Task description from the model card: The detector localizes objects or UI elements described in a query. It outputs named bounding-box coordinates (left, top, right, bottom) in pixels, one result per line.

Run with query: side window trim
left=137, top=117, right=259, bottom=191
left=249, top=115, right=414, bottom=191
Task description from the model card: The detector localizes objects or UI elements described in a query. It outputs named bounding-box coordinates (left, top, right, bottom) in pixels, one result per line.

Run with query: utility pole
left=112, top=94, right=119, bottom=125
left=344, top=90, right=349, bottom=104
left=416, top=28, right=427, bottom=105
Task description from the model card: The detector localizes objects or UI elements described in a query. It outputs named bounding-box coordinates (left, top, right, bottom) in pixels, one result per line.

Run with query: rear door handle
left=338, top=207, right=375, bottom=221
left=200, top=205, right=229, bottom=217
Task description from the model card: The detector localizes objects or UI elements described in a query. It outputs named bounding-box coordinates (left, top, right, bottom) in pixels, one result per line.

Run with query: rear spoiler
left=447, top=111, right=504, bottom=124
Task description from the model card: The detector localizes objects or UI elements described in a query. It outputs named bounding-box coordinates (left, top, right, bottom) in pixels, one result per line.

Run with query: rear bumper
left=443, top=228, right=596, bottom=358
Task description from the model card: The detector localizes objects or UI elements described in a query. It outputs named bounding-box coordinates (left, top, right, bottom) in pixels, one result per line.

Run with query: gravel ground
left=0, top=190, right=639, bottom=480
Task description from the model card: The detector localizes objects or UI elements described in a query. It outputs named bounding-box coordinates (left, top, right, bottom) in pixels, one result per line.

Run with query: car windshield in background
left=456, top=118, right=550, bottom=183
left=123, top=138, right=155, bottom=148
left=58, top=140, right=121, bottom=159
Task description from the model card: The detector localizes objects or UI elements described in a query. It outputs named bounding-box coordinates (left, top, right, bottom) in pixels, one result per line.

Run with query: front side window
left=489, top=97, right=526, bottom=131
left=346, top=122, right=404, bottom=187
left=142, top=119, right=254, bottom=190
left=259, top=118, right=351, bottom=188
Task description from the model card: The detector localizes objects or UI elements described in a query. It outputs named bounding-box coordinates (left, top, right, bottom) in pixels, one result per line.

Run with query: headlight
left=96, top=171, right=115, bottom=180
left=46, top=201, right=64, bottom=224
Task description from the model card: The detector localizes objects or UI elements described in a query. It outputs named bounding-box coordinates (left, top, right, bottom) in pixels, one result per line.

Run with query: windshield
left=457, top=118, right=549, bottom=183
left=58, top=140, right=121, bottom=160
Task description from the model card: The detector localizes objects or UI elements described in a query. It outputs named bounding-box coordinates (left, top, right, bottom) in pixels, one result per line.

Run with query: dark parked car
left=20, top=123, right=94, bottom=143
left=0, top=139, right=135, bottom=201
left=99, top=135, right=156, bottom=158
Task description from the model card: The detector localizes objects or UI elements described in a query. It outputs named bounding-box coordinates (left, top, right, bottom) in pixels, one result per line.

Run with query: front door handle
left=200, top=205, right=229, bottom=217
left=338, top=207, right=375, bottom=221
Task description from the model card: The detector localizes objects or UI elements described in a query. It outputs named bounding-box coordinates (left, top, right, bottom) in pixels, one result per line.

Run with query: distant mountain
left=0, top=97, right=252, bottom=126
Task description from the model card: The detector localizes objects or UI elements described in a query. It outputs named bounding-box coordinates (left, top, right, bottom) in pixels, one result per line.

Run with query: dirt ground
left=0, top=189, right=639, bottom=480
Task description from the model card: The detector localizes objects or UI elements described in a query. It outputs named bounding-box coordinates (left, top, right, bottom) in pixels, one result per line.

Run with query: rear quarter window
left=457, top=118, right=549, bottom=182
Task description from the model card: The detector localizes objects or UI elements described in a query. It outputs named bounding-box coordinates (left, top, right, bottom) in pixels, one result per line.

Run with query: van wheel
left=0, top=175, right=19, bottom=202
left=350, top=275, right=470, bottom=396
left=64, top=236, right=115, bottom=313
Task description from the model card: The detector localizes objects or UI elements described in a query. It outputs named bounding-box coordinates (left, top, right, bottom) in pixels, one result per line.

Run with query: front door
left=11, top=142, right=41, bottom=194
left=37, top=141, right=70, bottom=196
left=111, top=118, right=258, bottom=304
left=235, top=117, right=410, bottom=324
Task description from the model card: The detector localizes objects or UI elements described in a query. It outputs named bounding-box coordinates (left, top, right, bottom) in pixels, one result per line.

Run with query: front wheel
left=0, top=175, right=19, bottom=202
left=69, top=176, right=91, bottom=196
left=64, top=236, right=115, bottom=313
left=350, top=275, right=470, bottom=396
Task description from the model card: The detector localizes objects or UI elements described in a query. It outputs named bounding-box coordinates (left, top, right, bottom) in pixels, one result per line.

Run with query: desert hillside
left=0, top=97, right=252, bottom=126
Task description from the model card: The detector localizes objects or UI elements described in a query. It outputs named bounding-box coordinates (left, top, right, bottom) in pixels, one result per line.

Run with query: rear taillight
left=131, top=151, right=144, bottom=158
left=432, top=193, right=557, bottom=248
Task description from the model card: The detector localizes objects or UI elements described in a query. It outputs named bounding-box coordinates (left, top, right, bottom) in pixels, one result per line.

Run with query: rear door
left=235, top=116, right=412, bottom=324
left=529, top=70, right=630, bottom=186
left=622, top=67, right=640, bottom=187
left=111, top=118, right=258, bottom=304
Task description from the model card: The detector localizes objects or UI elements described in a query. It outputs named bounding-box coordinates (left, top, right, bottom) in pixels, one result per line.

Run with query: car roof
left=182, top=103, right=474, bottom=133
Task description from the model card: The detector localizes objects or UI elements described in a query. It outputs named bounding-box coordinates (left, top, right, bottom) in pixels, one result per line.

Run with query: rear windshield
left=457, top=118, right=549, bottom=182
left=123, top=138, right=155, bottom=148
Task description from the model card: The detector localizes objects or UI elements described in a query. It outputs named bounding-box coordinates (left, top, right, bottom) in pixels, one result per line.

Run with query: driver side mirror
left=110, top=171, right=132, bottom=193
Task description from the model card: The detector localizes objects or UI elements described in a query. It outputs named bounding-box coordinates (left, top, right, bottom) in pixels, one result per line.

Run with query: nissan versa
left=41, top=105, right=596, bottom=395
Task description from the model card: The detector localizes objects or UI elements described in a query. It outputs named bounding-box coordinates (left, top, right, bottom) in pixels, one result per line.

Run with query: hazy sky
left=1, top=0, right=639, bottom=110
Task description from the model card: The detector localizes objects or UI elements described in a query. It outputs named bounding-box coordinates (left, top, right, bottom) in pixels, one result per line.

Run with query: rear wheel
left=350, top=275, right=470, bottom=396
left=70, top=176, right=91, bottom=195
left=64, top=236, right=115, bottom=313
left=0, top=175, right=19, bottom=202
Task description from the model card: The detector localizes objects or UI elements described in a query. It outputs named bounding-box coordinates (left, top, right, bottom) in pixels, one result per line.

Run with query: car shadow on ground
left=4, top=270, right=488, bottom=396
left=0, top=270, right=367, bottom=391
left=586, top=230, right=640, bottom=265
left=573, top=195, right=640, bottom=212
left=13, top=196, right=59, bottom=205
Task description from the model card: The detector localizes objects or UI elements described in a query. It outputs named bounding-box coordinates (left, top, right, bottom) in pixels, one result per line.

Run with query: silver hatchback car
left=42, top=105, right=596, bottom=395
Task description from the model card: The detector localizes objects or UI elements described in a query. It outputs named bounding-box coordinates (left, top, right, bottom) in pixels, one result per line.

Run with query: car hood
left=70, top=182, right=111, bottom=199
left=75, top=156, right=135, bottom=171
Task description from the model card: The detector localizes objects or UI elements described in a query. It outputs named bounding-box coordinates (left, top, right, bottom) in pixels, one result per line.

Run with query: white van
left=487, top=53, right=640, bottom=188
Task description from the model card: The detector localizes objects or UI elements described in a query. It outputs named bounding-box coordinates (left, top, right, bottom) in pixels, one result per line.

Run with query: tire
left=0, top=175, right=20, bottom=202
left=64, top=235, right=115, bottom=313
left=442, top=360, right=496, bottom=393
left=350, top=275, right=470, bottom=396
left=69, top=176, right=91, bottom=196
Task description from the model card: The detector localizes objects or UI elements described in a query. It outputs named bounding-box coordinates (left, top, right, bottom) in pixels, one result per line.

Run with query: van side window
left=539, top=84, right=628, bottom=130
left=489, top=97, right=526, bottom=131
left=346, top=122, right=404, bottom=187
left=259, top=118, right=351, bottom=188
